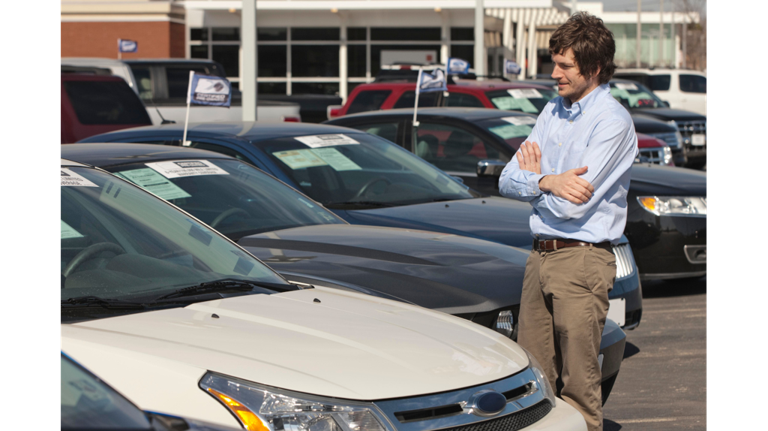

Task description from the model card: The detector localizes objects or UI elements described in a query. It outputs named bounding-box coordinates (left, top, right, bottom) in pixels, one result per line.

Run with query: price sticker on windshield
left=501, top=116, right=537, bottom=126
left=507, top=89, right=543, bottom=99
left=294, top=134, right=360, bottom=148
left=614, top=82, right=638, bottom=91
left=61, top=169, right=98, bottom=187
left=146, top=160, right=229, bottom=179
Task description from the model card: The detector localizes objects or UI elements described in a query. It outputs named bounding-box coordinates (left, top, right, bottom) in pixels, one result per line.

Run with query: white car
left=613, top=68, right=706, bottom=115
left=60, top=159, right=587, bottom=431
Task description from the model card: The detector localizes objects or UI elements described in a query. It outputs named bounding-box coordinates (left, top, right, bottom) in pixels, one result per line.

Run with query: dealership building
left=61, top=0, right=698, bottom=101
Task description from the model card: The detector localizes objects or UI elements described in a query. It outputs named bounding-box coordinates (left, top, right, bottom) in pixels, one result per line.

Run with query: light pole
left=474, top=0, right=485, bottom=77
left=242, top=0, right=257, bottom=121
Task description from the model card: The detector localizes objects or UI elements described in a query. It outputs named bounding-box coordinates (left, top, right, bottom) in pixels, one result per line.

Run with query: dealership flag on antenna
left=417, top=68, right=448, bottom=93
left=188, top=73, right=232, bottom=107
left=118, top=39, right=138, bottom=53
left=504, top=59, right=521, bottom=75
left=447, top=58, right=470, bottom=74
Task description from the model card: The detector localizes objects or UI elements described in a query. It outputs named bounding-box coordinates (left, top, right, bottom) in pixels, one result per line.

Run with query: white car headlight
left=663, top=146, right=673, bottom=165
left=200, top=372, right=392, bottom=431
left=637, top=196, right=707, bottom=216
left=525, top=350, right=557, bottom=405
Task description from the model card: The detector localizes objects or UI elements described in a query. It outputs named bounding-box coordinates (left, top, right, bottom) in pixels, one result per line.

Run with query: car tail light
left=282, top=116, right=300, bottom=122
left=327, top=105, right=344, bottom=120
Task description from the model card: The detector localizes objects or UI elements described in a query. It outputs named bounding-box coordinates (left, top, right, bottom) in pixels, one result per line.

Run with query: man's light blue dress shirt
left=498, top=84, right=638, bottom=245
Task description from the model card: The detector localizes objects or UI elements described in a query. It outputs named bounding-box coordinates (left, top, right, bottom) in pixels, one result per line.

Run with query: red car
left=328, top=80, right=558, bottom=119
left=61, top=74, right=152, bottom=143
left=636, top=133, right=674, bottom=166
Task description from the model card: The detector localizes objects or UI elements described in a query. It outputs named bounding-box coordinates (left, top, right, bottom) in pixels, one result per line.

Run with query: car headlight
left=200, top=372, right=392, bottom=431
left=525, top=350, right=556, bottom=405
left=663, top=146, right=673, bottom=165
left=494, top=310, right=514, bottom=338
left=637, top=196, right=707, bottom=216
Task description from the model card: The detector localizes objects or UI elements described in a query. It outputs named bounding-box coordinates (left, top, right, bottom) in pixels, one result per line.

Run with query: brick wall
left=62, top=21, right=186, bottom=59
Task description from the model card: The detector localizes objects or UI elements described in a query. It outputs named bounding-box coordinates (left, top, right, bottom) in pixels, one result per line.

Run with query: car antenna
left=146, top=98, right=175, bottom=124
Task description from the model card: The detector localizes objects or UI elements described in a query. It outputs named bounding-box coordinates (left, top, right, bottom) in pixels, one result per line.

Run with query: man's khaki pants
left=518, top=244, right=616, bottom=431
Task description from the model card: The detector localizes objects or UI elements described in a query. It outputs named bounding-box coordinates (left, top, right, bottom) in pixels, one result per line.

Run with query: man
left=498, top=12, right=637, bottom=431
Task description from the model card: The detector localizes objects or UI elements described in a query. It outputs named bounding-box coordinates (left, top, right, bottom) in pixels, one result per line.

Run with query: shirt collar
left=561, top=83, right=610, bottom=116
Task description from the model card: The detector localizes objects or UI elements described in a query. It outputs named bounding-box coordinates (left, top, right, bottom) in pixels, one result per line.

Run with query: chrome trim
left=612, top=243, right=636, bottom=280
left=684, top=245, right=707, bottom=264
left=373, top=368, right=546, bottom=431
left=640, top=270, right=707, bottom=280
left=476, top=159, right=507, bottom=177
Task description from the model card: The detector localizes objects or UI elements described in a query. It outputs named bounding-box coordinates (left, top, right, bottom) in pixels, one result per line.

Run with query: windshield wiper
left=154, top=279, right=294, bottom=301
left=62, top=296, right=147, bottom=309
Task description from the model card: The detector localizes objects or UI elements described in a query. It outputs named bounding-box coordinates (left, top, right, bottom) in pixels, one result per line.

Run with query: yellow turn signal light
left=207, top=388, right=271, bottom=431
left=639, top=197, right=657, bottom=211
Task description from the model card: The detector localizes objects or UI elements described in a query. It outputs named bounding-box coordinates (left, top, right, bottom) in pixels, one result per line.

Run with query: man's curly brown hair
left=549, top=12, right=616, bottom=84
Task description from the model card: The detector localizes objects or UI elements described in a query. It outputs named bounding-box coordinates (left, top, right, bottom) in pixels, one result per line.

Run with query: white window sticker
left=508, top=89, right=543, bottom=99
left=115, top=168, right=192, bottom=200
left=502, top=116, right=537, bottom=126
left=312, top=148, right=362, bottom=171
left=61, top=169, right=98, bottom=187
left=145, top=160, right=229, bottom=179
left=274, top=149, right=328, bottom=170
left=294, top=134, right=360, bottom=148
left=61, top=221, right=84, bottom=239
left=614, top=82, right=638, bottom=91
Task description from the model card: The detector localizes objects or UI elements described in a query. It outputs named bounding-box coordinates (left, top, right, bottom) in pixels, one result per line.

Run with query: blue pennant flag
left=188, top=73, right=232, bottom=107
left=118, top=39, right=138, bottom=53
left=447, top=58, right=470, bottom=74
left=417, top=68, right=448, bottom=93
left=504, top=59, right=521, bottom=75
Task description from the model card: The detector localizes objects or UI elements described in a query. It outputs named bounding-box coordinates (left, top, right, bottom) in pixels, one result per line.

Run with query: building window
left=259, top=83, right=287, bottom=95
left=371, top=44, right=441, bottom=75
left=190, top=45, right=208, bottom=59
left=292, top=82, right=339, bottom=95
left=450, top=45, right=474, bottom=64
left=212, top=27, right=240, bottom=41
left=451, top=27, right=474, bottom=41
left=191, top=28, right=208, bottom=41
left=292, top=45, right=339, bottom=77
left=212, top=45, right=240, bottom=78
left=259, top=45, right=287, bottom=77
left=348, top=27, right=366, bottom=41
left=292, top=27, right=340, bottom=41
left=258, top=28, right=287, bottom=41
left=371, top=27, right=441, bottom=41
left=348, top=45, right=366, bottom=77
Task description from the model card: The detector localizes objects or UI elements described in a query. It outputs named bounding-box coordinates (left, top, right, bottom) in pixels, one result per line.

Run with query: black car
left=325, top=108, right=707, bottom=281
left=79, top=124, right=642, bottom=334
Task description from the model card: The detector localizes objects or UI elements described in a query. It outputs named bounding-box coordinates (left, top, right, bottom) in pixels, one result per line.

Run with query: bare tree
left=677, top=0, right=706, bottom=70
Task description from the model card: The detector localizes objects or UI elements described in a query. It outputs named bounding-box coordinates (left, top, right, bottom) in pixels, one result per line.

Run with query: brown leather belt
left=533, top=238, right=611, bottom=251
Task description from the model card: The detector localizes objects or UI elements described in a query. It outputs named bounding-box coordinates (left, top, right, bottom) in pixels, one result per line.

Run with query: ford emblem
left=469, top=390, right=507, bottom=416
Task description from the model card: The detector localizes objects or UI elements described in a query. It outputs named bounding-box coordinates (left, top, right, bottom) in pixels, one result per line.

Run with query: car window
left=188, top=141, right=251, bottom=162
left=350, top=122, right=399, bottom=144
left=130, top=65, right=153, bottom=101
left=111, top=159, right=342, bottom=241
left=347, top=90, right=391, bottom=114
left=679, top=74, right=706, bottom=93
left=63, top=80, right=151, bottom=125
left=166, top=66, right=208, bottom=99
left=415, top=122, right=507, bottom=173
left=61, top=166, right=286, bottom=314
left=444, top=93, right=485, bottom=107
left=393, top=91, right=440, bottom=108
left=485, top=88, right=558, bottom=114
left=61, top=355, right=152, bottom=430
left=648, top=75, right=671, bottom=91
left=609, top=81, right=666, bottom=109
left=254, top=133, right=478, bottom=208
left=613, top=74, right=649, bottom=87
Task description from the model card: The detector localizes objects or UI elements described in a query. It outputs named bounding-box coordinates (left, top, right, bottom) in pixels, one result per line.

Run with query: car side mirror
left=477, top=159, right=507, bottom=177
left=327, top=105, right=343, bottom=120
left=450, top=175, right=465, bottom=184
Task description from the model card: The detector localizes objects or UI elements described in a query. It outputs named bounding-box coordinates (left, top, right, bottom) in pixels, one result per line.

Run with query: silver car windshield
left=255, top=133, right=479, bottom=209
left=110, top=159, right=343, bottom=241
left=61, top=166, right=287, bottom=302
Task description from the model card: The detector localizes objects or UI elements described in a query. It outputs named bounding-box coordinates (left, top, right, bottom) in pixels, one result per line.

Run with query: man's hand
left=539, top=166, right=595, bottom=204
left=516, top=141, right=541, bottom=174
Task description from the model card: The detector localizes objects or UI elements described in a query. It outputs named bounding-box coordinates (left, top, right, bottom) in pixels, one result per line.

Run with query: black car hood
left=238, top=224, right=527, bottom=314
left=629, top=164, right=707, bottom=196
left=630, top=115, right=678, bottom=133
left=342, top=197, right=535, bottom=249
left=632, top=108, right=706, bottom=122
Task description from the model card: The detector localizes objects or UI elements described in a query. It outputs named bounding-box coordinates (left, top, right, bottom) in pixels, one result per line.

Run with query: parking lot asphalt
left=603, top=276, right=706, bottom=430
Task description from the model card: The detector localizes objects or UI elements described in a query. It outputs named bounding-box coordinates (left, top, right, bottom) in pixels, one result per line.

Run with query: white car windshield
left=254, top=133, right=480, bottom=209
left=61, top=166, right=288, bottom=317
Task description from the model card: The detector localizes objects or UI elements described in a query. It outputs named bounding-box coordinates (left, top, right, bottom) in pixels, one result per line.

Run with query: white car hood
left=62, top=288, right=528, bottom=401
